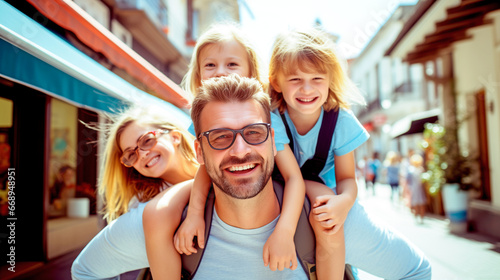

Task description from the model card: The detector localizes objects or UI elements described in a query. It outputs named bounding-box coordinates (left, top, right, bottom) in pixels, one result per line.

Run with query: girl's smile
left=273, top=68, right=330, bottom=118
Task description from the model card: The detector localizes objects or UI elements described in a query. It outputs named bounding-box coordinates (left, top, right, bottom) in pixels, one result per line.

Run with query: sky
left=239, top=0, right=419, bottom=62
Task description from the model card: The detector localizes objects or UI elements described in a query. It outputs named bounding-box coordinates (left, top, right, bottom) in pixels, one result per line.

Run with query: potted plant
left=420, top=122, right=480, bottom=233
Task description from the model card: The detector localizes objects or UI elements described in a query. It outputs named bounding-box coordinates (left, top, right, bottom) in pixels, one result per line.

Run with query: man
left=185, top=74, right=310, bottom=279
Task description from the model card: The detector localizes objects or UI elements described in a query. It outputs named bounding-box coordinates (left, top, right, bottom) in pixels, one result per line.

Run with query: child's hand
left=311, top=194, right=350, bottom=235
left=174, top=213, right=205, bottom=255
left=262, top=228, right=298, bottom=271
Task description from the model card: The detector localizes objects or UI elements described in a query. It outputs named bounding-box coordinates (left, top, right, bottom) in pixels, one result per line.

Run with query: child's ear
left=269, top=78, right=282, bottom=93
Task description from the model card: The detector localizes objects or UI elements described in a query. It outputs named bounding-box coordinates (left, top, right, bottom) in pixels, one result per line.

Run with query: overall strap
left=180, top=186, right=215, bottom=280
left=281, top=109, right=340, bottom=183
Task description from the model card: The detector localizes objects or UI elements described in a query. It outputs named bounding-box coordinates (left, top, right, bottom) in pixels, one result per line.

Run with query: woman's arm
left=264, top=144, right=305, bottom=271
left=143, top=180, right=193, bottom=280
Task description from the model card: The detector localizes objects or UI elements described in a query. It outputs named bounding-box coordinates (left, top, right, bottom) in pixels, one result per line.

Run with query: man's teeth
left=147, top=156, right=159, bottom=167
left=298, top=98, right=314, bottom=102
left=229, top=164, right=255, bottom=172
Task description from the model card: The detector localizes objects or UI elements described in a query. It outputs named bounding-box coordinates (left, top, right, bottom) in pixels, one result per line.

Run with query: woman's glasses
left=120, top=130, right=169, bottom=167
left=198, top=123, right=271, bottom=150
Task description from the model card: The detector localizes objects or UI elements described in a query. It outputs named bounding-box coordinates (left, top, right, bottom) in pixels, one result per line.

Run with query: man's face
left=195, top=100, right=276, bottom=199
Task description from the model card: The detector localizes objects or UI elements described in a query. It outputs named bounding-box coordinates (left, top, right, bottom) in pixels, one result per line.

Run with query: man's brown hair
left=191, top=74, right=271, bottom=136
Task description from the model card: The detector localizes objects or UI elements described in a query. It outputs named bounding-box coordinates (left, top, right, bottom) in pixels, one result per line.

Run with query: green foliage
left=420, top=123, right=478, bottom=195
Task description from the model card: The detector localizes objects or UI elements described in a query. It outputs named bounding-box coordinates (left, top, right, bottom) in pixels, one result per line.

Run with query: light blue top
left=188, top=111, right=289, bottom=151
left=279, top=107, right=431, bottom=279
left=71, top=203, right=149, bottom=280
left=193, top=210, right=308, bottom=279
left=280, top=108, right=370, bottom=189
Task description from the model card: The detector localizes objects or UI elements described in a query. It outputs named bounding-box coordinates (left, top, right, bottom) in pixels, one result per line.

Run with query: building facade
left=351, top=0, right=500, bottom=239
left=0, top=0, right=239, bottom=276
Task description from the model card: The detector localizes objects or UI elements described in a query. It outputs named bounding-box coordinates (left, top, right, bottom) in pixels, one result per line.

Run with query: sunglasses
left=120, top=130, right=169, bottom=167
left=198, top=123, right=271, bottom=150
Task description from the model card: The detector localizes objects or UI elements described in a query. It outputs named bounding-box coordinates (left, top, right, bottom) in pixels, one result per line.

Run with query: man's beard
left=204, top=153, right=274, bottom=199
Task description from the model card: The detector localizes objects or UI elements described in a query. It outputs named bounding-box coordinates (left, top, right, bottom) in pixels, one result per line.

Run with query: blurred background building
left=0, top=0, right=243, bottom=274
left=0, top=0, right=499, bottom=277
left=349, top=0, right=500, bottom=241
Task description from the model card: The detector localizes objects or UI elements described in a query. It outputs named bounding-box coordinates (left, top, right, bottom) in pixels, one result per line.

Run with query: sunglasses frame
left=120, top=130, right=169, bottom=167
left=198, top=123, right=271, bottom=150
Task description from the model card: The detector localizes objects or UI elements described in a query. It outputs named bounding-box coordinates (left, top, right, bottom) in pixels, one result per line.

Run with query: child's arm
left=174, top=166, right=211, bottom=254
left=309, top=151, right=357, bottom=234
left=143, top=179, right=193, bottom=280
left=263, top=144, right=305, bottom=271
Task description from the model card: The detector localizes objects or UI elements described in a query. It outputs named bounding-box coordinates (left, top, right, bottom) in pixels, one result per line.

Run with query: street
left=356, top=181, right=500, bottom=280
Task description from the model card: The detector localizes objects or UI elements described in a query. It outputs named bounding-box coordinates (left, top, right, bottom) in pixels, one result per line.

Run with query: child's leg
left=344, top=201, right=431, bottom=279
left=304, top=180, right=346, bottom=280
left=309, top=215, right=345, bottom=280
left=143, top=180, right=193, bottom=280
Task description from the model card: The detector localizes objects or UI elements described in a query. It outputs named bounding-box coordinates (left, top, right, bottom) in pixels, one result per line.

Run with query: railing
left=116, top=0, right=168, bottom=28
left=357, top=97, right=381, bottom=120
left=391, top=81, right=423, bottom=103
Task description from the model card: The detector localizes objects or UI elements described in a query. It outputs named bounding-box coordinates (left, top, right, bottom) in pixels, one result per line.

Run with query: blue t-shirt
left=279, top=108, right=369, bottom=189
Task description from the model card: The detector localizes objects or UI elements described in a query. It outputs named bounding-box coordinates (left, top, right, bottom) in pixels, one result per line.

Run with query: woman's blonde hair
left=181, top=22, right=266, bottom=96
left=97, top=105, right=198, bottom=222
left=269, top=27, right=365, bottom=114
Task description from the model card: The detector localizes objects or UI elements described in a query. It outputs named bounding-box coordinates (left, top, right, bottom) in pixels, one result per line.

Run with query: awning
left=390, top=108, right=440, bottom=138
left=0, top=1, right=190, bottom=127
left=26, top=0, right=190, bottom=108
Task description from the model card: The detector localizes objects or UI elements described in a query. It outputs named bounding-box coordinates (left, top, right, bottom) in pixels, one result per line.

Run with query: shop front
left=0, top=1, right=190, bottom=271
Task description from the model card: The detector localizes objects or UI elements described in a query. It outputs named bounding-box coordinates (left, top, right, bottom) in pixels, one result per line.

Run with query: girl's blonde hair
left=97, top=105, right=198, bottom=222
left=269, top=27, right=365, bottom=113
left=181, top=22, right=265, bottom=95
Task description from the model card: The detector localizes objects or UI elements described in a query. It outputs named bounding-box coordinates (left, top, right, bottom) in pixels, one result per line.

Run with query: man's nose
left=229, top=133, right=251, bottom=157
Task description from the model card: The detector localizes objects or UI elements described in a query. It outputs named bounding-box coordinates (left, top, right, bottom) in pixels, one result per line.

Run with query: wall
left=453, top=24, right=500, bottom=207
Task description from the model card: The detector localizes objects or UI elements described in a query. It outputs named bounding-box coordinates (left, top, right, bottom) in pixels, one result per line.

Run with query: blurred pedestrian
left=406, top=154, right=426, bottom=224
left=384, top=151, right=401, bottom=202
left=399, top=149, right=415, bottom=207
left=367, top=152, right=381, bottom=195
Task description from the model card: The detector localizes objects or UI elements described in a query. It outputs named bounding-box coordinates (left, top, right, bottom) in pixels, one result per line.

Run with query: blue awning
left=0, top=1, right=190, bottom=126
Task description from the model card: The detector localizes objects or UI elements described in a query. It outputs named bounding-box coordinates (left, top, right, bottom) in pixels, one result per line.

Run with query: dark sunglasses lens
left=138, top=133, right=157, bottom=150
left=207, top=124, right=268, bottom=150
left=208, top=130, right=234, bottom=149
left=243, top=124, right=268, bottom=144
left=121, top=151, right=137, bottom=167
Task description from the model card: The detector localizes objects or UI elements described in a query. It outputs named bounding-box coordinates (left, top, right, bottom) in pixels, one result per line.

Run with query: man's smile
left=227, top=164, right=257, bottom=173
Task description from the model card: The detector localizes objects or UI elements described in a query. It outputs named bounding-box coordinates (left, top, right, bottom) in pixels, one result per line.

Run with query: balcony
left=114, top=0, right=183, bottom=65
left=357, top=97, right=382, bottom=121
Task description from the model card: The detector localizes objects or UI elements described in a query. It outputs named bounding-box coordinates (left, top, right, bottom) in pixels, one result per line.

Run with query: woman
left=71, top=104, right=198, bottom=279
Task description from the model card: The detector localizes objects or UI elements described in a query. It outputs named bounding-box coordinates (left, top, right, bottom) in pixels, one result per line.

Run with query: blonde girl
left=72, top=105, right=198, bottom=279
left=268, top=27, right=431, bottom=279
left=143, top=22, right=319, bottom=278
